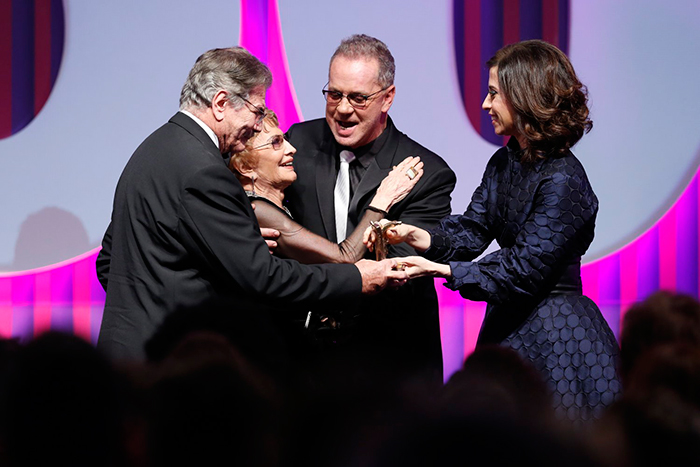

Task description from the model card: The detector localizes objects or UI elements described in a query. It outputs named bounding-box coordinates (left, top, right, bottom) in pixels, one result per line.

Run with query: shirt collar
left=179, top=110, right=219, bottom=149
left=338, top=124, right=390, bottom=169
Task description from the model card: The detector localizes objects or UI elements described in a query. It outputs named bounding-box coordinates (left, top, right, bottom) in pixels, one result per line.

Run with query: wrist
left=405, top=226, right=421, bottom=245
left=366, top=205, right=388, bottom=217
left=405, top=226, right=431, bottom=252
left=369, top=194, right=392, bottom=212
left=436, top=263, right=452, bottom=279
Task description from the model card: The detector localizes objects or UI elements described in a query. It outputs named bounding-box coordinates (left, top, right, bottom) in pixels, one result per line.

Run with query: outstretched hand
left=363, top=219, right=412, bottom=252
left=394, top=256, right=452, bottom=280
left=355, top=258, right=409, bottom=295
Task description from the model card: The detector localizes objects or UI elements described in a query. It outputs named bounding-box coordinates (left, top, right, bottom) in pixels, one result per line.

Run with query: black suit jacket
left=285, top=117, right=456, bottom=382
left=96, top=113, right=361, bottom=363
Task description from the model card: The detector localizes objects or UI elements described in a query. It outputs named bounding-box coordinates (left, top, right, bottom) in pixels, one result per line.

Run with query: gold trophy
left=369, top=220, right=402, bottom=261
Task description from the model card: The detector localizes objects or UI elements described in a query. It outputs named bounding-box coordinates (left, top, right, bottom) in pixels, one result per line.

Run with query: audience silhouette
left=2, top=291, right=700, bottom=466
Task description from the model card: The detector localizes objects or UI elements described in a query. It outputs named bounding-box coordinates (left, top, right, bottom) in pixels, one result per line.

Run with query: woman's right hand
left=363, top=219, right=413, bottom=252
left=363, top=219, right=432, bottom=253
left=370, top=156, right=424, bottom=212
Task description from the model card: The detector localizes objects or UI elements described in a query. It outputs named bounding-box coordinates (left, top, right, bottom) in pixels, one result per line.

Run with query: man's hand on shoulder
left=252, top=202, right=280, bottom=254
left=260, top=228, right=280, bottom=254
left=355, top=258, right=408, bottom=295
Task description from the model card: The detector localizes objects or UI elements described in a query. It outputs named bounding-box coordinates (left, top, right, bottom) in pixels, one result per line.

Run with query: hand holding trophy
left=369, top=219, right=403, bottom=262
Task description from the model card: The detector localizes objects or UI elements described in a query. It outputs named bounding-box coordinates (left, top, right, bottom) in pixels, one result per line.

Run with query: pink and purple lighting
left=1, top=0, right=698, bottom=383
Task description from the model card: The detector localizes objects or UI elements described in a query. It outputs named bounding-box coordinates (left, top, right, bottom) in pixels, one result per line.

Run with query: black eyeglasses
left=254, top=134, right=286, bottom=151
left=236, top=94, right=266, bottom=124
left=322, top=85, right=389, bottom=109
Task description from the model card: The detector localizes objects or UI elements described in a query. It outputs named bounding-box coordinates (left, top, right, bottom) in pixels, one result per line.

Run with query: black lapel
left=348, top=118, right=400, bottom=219
left=315, top=133, right=339, bottom=242
left=169, top=112, right=223, bottom=160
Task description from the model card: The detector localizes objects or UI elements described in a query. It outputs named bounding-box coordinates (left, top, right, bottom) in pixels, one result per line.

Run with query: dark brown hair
left=487, top=40, right=592, bottom=162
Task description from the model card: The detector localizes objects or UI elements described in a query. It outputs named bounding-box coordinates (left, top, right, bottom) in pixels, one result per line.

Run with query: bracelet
left=366, top=205, right=388, bottom=217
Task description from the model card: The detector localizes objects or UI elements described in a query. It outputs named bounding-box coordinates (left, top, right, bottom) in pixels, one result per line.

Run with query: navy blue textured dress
left=425, top=139, right=621, bottom=422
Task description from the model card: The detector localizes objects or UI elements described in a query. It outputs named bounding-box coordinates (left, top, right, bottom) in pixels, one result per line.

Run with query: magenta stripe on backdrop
left=675, top=177, right=698, bottom=296
left=0, top=280, right=11, bottom=337
left=618, top=241, right=638, bottom=325
left=239, top=0, right=303, bottom=130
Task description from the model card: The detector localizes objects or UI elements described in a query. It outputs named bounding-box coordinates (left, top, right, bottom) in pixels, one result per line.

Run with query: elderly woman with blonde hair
left=230, top=109, right=422, bottom=264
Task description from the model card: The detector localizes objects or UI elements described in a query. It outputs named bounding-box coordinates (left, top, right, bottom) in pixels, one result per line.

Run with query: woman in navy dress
left=368, top=40, right=621, bottom=423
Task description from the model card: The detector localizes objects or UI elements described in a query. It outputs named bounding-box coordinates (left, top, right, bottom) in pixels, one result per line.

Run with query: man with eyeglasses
left=95, top=47, right=406, bottom=366
left=286, top=35, right=457, bottom=385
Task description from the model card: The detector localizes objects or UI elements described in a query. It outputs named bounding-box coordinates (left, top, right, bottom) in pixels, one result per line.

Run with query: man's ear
left=211, top=90, right=229, bottom=122
left=381, top=85, right=396, bottom=113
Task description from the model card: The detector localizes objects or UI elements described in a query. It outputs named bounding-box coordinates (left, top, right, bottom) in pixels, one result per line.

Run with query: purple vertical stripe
left=453, top=0, right=465, bottom=101
left=34, top=0, right=51, bottom=115
left=240, top=0, right=268, bottom=63
left=50, top=0, right=63, bottom=85
left=11, top=275, right=34, bottom=341
left=11, top=0, right=34, bottom=134
left=91, top=256, right=106, bottom=344
left=0, top=0, right=12, bottom=138
left=637, top=227, right=660, bottom=299
left=675, top=178, right=698, bottom=295
left=437, top=281, right=466, bottom=381
left=12, top=306, right=33, bottom=341
left=91, top=268, right=106, bottom=303
left=257, top=0, right=269, bottom=63
left=480, top=0, right=503, bottom=145
left=598, top=255, right=621, bottom=339
left=519, top=0, right=542, bottom=40
left=558, top=0, right=569, bottom=53
left=464, top=0, right=483, bottom=137
left=91, top=306, right=103, bottom=345
left=49, top=266, right=73, bottom=332
left=50, top=305, right=73, bottom=333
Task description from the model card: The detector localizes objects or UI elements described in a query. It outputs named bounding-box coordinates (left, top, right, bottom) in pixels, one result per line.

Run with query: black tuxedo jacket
left=285, top=117, right=456, bottom=382
left=96, top=113, right=361, bottom=363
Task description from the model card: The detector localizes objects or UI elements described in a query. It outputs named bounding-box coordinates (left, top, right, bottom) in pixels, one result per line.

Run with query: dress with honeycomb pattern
left=424, top=138, right=621, bottom=423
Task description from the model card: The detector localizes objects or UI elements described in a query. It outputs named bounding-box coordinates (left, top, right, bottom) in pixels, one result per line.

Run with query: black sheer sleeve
left=251, top=199, right=382, bottom=264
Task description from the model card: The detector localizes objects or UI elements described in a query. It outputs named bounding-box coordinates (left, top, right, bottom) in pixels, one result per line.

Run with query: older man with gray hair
left=96, top=47, right=405, bottom=364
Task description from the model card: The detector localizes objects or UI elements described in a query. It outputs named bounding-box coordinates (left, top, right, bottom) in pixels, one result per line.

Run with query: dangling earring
left=251, top=175, right=256, bottom=196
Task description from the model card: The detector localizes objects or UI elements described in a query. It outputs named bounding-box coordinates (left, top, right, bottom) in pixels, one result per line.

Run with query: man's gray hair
left=330, top=34, right=395, bottom=88
left=179, top=47, right=272, bottom=111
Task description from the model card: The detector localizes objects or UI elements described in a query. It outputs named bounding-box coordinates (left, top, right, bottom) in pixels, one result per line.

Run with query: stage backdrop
left=1, top=0, right=699, bottom=380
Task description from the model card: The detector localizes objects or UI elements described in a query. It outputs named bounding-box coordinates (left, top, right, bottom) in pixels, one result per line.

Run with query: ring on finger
left=406, top=166, right=418, bottom=180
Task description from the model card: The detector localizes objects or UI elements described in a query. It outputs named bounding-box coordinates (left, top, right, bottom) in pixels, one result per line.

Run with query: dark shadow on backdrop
left=11, top=206, right=91, bottom=271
